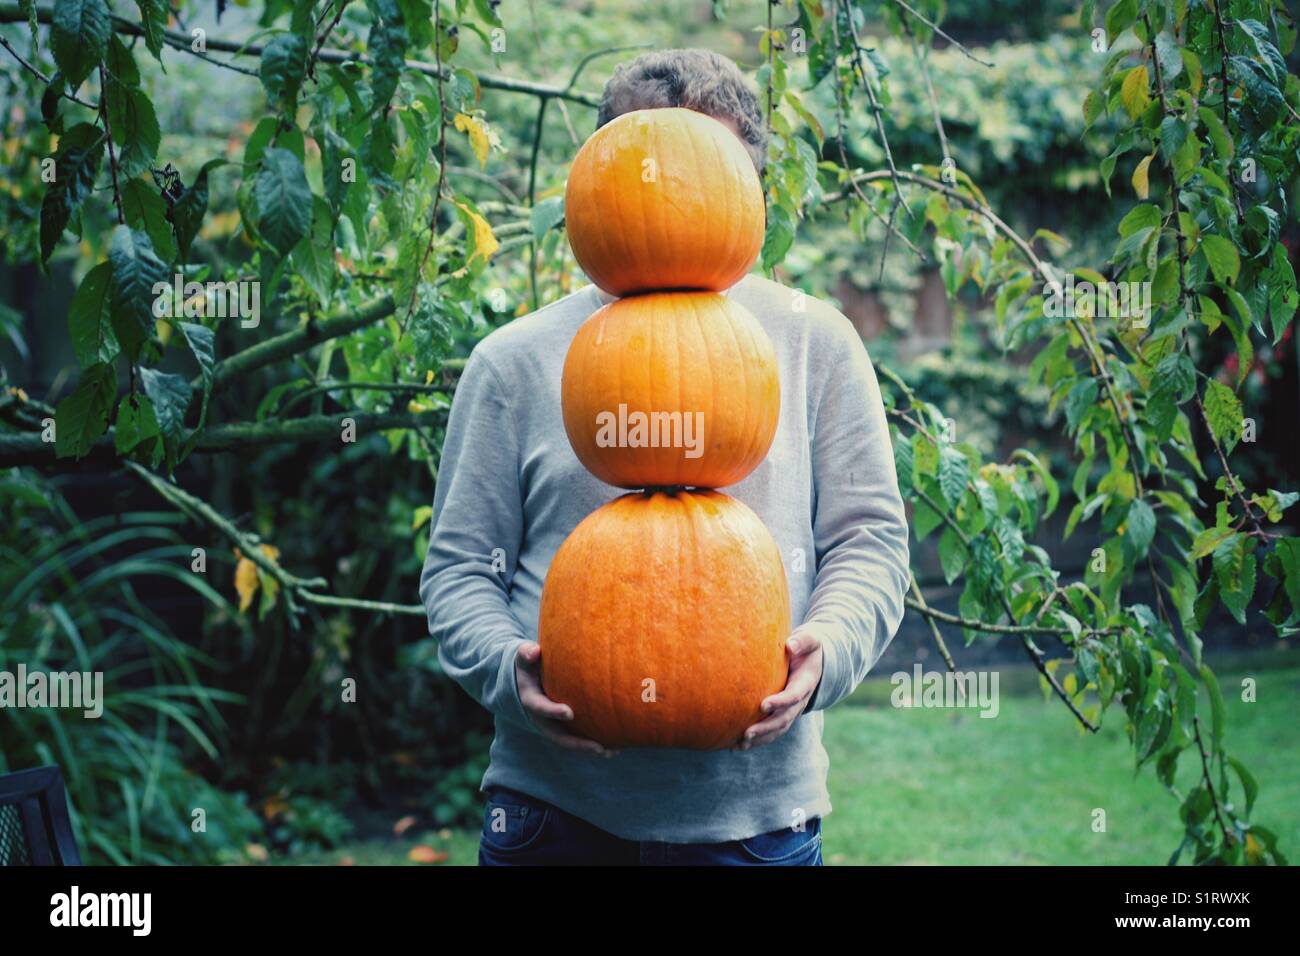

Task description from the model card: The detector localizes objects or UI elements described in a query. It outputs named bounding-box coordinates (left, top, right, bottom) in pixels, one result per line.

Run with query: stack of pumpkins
left=538, top=108, right=791, bottom=750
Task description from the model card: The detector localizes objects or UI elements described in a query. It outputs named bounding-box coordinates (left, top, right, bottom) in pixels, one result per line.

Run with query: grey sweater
left=419, top=274, right=910, bottom=843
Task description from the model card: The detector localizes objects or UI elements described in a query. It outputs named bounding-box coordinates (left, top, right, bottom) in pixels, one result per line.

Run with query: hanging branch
left=841, top=4, right=911, bottom=281
left=1192, top=715, right=1238, bottom=847
left=403, top=0, right=449, bottom=332
left=525, top=43, right=649, bottom=310
left=900, top=13, right=950, bottom=167
left=0, top=32, right=99, bottom=107
left=96, top=65, right=125, bottom=225
left=887, top=0, right=995, bottom=68
left=308, top=0, right=351, bottom=80
left=908, top=577, right=961, bottom=684
left=828, top=0, right=924, bottom=263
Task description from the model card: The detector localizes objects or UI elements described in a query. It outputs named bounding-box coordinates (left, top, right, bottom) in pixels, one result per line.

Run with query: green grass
left=288, top=659, right=1300, bottom=866
left=820, top=662, right=1300, bottom=865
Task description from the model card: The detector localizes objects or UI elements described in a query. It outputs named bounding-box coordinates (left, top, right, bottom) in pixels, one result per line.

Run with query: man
left=419, top=49, right=909, bottom=866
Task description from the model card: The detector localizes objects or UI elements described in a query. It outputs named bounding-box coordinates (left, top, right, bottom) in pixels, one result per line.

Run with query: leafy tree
left=0, top=0, right=1296, bottom=864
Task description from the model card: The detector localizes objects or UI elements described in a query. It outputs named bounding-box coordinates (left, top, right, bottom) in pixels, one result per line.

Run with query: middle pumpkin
left=561, top=290, right=780, bottom=489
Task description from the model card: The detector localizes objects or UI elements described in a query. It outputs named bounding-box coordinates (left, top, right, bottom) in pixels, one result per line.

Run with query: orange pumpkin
left=561, top=291, right=780, bottom=489
left=539, top=489, right=790, bottom=750
left=564, top=108, right=765, bottom=296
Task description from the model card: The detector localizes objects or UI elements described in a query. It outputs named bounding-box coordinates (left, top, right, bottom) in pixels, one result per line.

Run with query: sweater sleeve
left=418, top=349, right=537, bottom=732
left=801, top=326, right=910, bottom=711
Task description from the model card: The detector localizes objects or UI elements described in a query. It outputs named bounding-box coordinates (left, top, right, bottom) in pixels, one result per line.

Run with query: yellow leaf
left=408, top=845, right=449, bottom=864
left=454, top=201, right=499, bottom=265
left=454, top=113, right=491, bottom=169
left=1131, top=154, right=1154, bottom=200
left=424, top=369, right=435, bottom=386
left=235, top=544, right=280, bottom=614
left=1245, top=832, right=1264, bottom=864
left=1121, top=66, right=1150, bottom=120
left=235, top=555, right=259, bottom=613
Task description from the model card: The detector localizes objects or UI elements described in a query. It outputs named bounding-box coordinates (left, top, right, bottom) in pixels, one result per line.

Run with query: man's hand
left=515, top=641, right=618, bottom=757
left=735, top=631, right=824, bottom=751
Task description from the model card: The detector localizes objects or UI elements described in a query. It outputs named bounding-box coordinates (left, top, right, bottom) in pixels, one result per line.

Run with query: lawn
left=291, top=658, right=1300, bottom=866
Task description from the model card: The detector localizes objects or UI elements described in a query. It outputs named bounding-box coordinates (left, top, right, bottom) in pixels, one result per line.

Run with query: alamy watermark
left=1043, top=274, right=1151, bottom=328
left=891, top=663, right=1000, bottom=718
left=594, top=404, right=705, bottom=459
left=152, top=274, right=261, bottom=328
left=0, top=665, right=103, bottom=718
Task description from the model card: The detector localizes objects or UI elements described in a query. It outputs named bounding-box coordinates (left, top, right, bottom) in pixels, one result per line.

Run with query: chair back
left=0, top=766, right=82, bottom=866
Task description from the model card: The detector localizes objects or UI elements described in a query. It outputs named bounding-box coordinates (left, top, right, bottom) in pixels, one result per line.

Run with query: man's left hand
left=735, top=631, right=824, bottom=751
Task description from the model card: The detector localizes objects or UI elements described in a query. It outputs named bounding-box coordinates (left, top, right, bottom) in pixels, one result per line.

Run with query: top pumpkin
left=564, top=108, right=766, bottom=296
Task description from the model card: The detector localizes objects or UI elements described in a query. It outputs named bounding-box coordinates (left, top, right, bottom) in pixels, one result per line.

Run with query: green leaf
left=1118, top=203, right=1160, bottom=237
left=1203, top=380, right=1243, bottom=452
left=1192, top=526, right=1235, bottom=560
left=260, top=33, right=309, bottom=110
left=1227, top=756, right=1259, bottom=816
left=51, top=0, right=111, bottom=87
left=937, top=445, right=969, bottom=508
left=290, top=197, right=336, bottom=306
left=1213, top=534, right=1256, bottom=624
left=54, top=361, right=116, bottom=459
left=108, top=225, right=167, bottom=361
left=1235, top=19, right=1287, bottom=86
left=761, top=204, right=795, bottom=271
left=105, top=33, right=140, bottom=87
left=172, top=159, right=223, bottom=260
left=1197, top=106, right=1233, bottom=161
left=105, top=85, right=161, bottom=179
left=1200, top=235, right=1240, bottom=286
left=67, top=261, right=119, bottom=367
left=139, top=367, right=192, bottom=446
left=938, top=526, right=967, bottom=584
left=1158, top=116, right=1187, bottom=162
left=367, top=0, right=410, bottom=114
left=1064, top=378, right=1098, bottom=431
left=135, top=0, right=168, bottom=62
left=115, top=393, right=162, bottom=457
left=39, top=123, right=105, bottom=263
left=893, top=435, right=913, bottom=498
left=530, top=196, right=565, bottom=240
left=120, top=177, right=176, bottom=262
left=1124, top=498, right=1156, bottom=559
left=254, top=148, right=313, bottom=256
left=1105, top=0, right=1138, bottom=46
left=1199, top=664, right=1225, bottom=748
left=1011, top=449, right=1059, bottom=518
left=20, top=0, right=37, bottom=43
left=179, top=322, right=215, bottom=385
left=913, top=495, right=944, bottom=542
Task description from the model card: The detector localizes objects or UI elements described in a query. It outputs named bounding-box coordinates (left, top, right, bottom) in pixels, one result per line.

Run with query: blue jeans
left=478, top=787, right=823, bottom=866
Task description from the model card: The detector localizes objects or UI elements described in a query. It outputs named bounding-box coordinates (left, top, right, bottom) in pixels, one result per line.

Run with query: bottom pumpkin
left=538, top=489, right=790, bottom=750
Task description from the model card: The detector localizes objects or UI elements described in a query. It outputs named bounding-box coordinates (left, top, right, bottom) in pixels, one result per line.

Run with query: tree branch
left=125, top=460, right=425, bottom=625
left=0, top=408, right=443, bottom=467
left=0, top=3, right=601, bottom=107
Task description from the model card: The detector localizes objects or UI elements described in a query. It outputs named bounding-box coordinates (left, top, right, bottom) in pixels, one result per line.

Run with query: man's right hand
left=515, top=641, right=617, bottom=757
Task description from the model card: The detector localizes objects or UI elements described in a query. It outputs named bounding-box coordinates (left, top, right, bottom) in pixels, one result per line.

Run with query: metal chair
left=0, top=766, right=82, bottom=865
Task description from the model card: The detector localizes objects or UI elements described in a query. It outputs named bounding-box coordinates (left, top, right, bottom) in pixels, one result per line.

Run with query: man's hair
left=597, top=49, right=768, bottom=171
